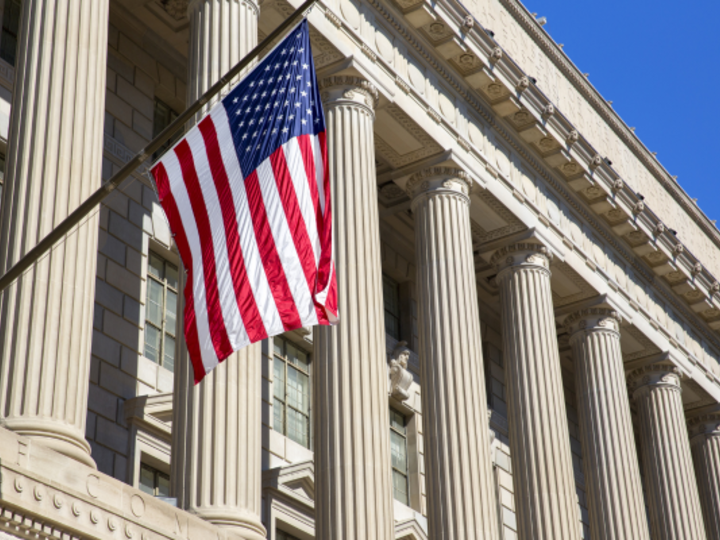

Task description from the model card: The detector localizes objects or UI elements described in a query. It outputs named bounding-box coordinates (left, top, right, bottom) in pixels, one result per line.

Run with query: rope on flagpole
left=0, top=0, right=317, bottom=293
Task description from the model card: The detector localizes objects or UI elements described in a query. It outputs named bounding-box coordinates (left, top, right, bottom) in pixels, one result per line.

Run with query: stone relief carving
left=388, top=341, right=414, bottom=401
left=155, top=0, right=189, bottom=20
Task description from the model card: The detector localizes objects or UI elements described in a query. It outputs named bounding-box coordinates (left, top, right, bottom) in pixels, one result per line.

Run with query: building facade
left=0, top=0, right=719, bottom=539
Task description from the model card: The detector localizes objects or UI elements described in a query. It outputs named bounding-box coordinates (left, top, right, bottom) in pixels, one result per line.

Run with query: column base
left=2, top=417, right=96, bottom=468
left=189, top=507, right=266, bottom=539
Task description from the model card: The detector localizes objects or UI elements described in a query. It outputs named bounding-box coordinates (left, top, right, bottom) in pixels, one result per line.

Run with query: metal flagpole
left=0, top=0, right=316, bottom=293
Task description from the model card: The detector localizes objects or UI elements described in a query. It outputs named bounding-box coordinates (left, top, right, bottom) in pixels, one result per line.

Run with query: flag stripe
left=295, top=134, right=322, bottom=245
left=174, top=141, right=234, bottom=361
left=244, top=168, right=303, bottom=331
left=211, top=106, right=286, bottom=339
left=269, top=146, right=326, bottom=324
left=198, top=116, right=267, bottom=343
left=152, top=160, right=212, bottom=379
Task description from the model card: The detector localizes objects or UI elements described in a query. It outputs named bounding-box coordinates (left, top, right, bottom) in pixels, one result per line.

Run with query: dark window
left=139, top=463, right=170, bottom=497
left=152, top=98, right=179, bottom=160
left=273, top=336, right=311, bottom=448
left=144, top=251, right=179, bottom=372
left=389, top=407, right=409, bottom=505
left=382, top=274, right=400, bottom=339
left=0, top=154, right=5, bottom=213
left=0, top=0, right=21, bottom=66
left=276, top=530, right=301, bottom=540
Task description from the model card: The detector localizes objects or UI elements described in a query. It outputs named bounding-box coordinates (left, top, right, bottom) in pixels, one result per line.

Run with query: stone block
left=114, top=453, right=128, bottom=483
left=123, top=295, right=142, bottom=326
left=137, top=355, right=159, bottom=388
left=122, top=178, right=144, bottom=205
left=98, top=228, right=127, bottom=265
left=157, top=63, right=175, bottom=94
left=103, top=190, right=129, bottom=220
left=89, top=440, right=115, bottom=477
left=94, top=304, right=103, bottom=330
left=88, top=384, right=118, bottom=421
left=105, top=90, right=133, bottom=124
left=96, top=253, right=107, bottom=280
left=90, top=356, right=101, bottom=384
left=157, top=365, right=173, bottom=393
left=107, top=50, right=134, bottom=86
left=142, top=184, right=157, bottom=210
left=104, top=112, right=114, bottom=136
left=102, top=156, right=113, bottom=181
left=109, top=211, right=143, bottom=251
left=106, top=259, right=142, bottom=300
left=99, top=205, right=109, bottom=231
left=86, top=411, right=97, bottom=440
left=95, top=278, right=124, bottom=315
left=113, top=120, right=149, bottom=153
left=96, top=416, right=129, bottom=452
left=103, top=310, right=141, bottom=351
left=107, top=68, right=117, bottom=93
left=134, top=68, right=155, bottom=98
left=129, top=199, right=153, bottom=235
left=108, top=24, right=119, bottom=50
left=133, top=109, right=153, bottom=140
left=118, top=33, right=159, bottom=83
left=100, top=361, right=138, bottom=400
left=92, top=329, right=122, bottom=367
left=117, top=75, right=154, bottom=120
left=125, top=245, right=143, bottom=277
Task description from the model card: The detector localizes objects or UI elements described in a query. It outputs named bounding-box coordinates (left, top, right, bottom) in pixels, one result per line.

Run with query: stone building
left=0, top=0, right=719, bottom=539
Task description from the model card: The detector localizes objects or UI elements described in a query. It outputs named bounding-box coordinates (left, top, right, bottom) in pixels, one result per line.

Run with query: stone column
left=407, top=167, right=499, bottom=539
left=0, top=0, right=109, bottom=467
left=491, top=243, right=580, bottom=540
left=565, top=309, right=650, bottom=540
left=313, top=76, right=395, bottom=540
left=628, top=363, right=707, bottom=540
left=170, top=1, right=265, bottom=538
left=688, top=411, right=720, bottom=538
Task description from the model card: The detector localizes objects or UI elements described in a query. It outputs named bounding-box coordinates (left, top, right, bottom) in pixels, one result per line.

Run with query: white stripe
left=161, top=151, right=219, bottom=373
left=283, top=137, right=320, bottom=265
left=185, top=127, right=248, bottom=350
left=210, top=106, right=285, bottom=337
left=256, top=159, right=318, bottom=327
left=311, top=134, right=326, bottom=216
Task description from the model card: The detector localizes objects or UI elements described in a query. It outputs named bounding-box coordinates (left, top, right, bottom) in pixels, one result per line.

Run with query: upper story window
left=144, top=251, right=178, bottom=372
left=389, top=407, right=409, bottom=505
left=0, top=0, right=20, bottom=66
left=382, top=274, right=400, bottom=340
left=152, top=98, right=179, bottom=159
left=139, top=463, right=170, bottom=497
left=273, top=336, right=311, bottom=449
left=276, top=530, right=301, bottom=540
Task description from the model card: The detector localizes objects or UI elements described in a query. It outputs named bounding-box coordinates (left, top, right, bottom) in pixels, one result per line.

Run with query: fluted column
left=313, top=76, right=395, bottom=540
left=688, top=411, right=720, bottom=538
left=565, top=309, right=650, bottom=540
left=0, top=0, right=109, bottom=467
left=628, top=363, right=707, bottom=540
left=408, top=167, right=499, bottom=539
left=491, top=244, right=580, bottom=539
left=170, top=1, right=265, bottom=538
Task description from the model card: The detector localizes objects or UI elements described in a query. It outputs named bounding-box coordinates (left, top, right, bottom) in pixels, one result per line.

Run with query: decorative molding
left=374, top=104, right=442, bottom=168
left=564, top=307, right=621, bottom=337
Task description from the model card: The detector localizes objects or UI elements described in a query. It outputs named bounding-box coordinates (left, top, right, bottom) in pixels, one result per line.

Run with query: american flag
left=151, top=20, right=337, bottom=383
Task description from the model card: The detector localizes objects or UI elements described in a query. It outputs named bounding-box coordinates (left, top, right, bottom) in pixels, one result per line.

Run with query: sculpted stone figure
left=389, top=341, right=414, bottom=401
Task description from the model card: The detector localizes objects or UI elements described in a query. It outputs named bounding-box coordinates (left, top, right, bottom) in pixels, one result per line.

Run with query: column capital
left=687, top=411, right=720, bottom=446
left=406, top=166, right=471, bottom=207
left=627, top=363, right=682, bottom=399
left=319, top=76, right=378, bottom=111
left=491, top=242, right=553, bottom=276
left=188, top=0, right=259, bottom=14
left=564, top=308, right=622, bottom=340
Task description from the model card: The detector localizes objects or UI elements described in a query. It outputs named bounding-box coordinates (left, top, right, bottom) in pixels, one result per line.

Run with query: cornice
left=495, top=0, right=720, bottom=256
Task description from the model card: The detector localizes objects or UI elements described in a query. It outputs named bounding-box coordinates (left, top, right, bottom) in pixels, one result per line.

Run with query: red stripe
left=270, top=146, right=328, bottom=325
left=244, top=169, right=302, bottom=331
left=198, top=117, right=267, bottom=342
left=151, top=163, right=206, bottom=382
left=174, top=140, right=234, bottom=360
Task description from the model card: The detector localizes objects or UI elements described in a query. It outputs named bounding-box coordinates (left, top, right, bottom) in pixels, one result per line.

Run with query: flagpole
left=0, top=0, right=317, bottom=293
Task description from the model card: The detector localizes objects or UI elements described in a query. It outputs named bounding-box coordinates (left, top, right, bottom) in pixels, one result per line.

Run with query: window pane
left=165, top=262, right=179, bottom=290
left=274, top=337, right=284, bottom=357
left=392, top=470, right=409, bottom=505
left=383, top=275, right=401, bottom=339
left=148, top=252, right=165, bottom=280
left=146, top=278, right=164, bottom=327
left=163, top=334, right=175, bottom=372
left=389, top=408, right=406, bottom=434
left=287, top=366, right=309, bottom=413
left=165, top=289, right=177, bottom=336
left=287, top=408, right=309, bottom=448
left=139, top=465, right=155, bottom=495
left=390, top=430, right=408, bottom=474
left=273, top=397, right=284, bottom=434
left=0, top=0, right=21, bottom=66
left=273, top=358, right=285, bottom=400
left=157, top=472, right=171, bottom=498
left=144, top=324, right=161, bottom=364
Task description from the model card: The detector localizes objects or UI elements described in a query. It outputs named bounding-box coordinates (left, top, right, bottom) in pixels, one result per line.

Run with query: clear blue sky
left=519, top=0, right=720, bottom=222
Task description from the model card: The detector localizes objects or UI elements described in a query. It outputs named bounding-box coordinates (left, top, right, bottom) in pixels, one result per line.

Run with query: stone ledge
left=0, top=427, right=242, bottom=540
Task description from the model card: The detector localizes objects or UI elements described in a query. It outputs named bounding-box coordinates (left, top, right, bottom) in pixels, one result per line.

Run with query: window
left=0, top=0, right=20, bottom=66
left=139, top=463, right=170, bottom=497
left=389, top=407, right=409, bottom=505
left=273, top=337, right=311, bottom=448
left=382, top=274, right=400, bottom=339
left=144, top=251, right=178, bottom=372
left=276, top=531, right=301, bottom=540
left=152, top=98, right=179, bottom=159
left=0, top=154, right=5, bottom=210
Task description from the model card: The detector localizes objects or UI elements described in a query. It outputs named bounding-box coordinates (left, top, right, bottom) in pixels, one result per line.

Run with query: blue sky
left=519, top=0, right=720, bottom=222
